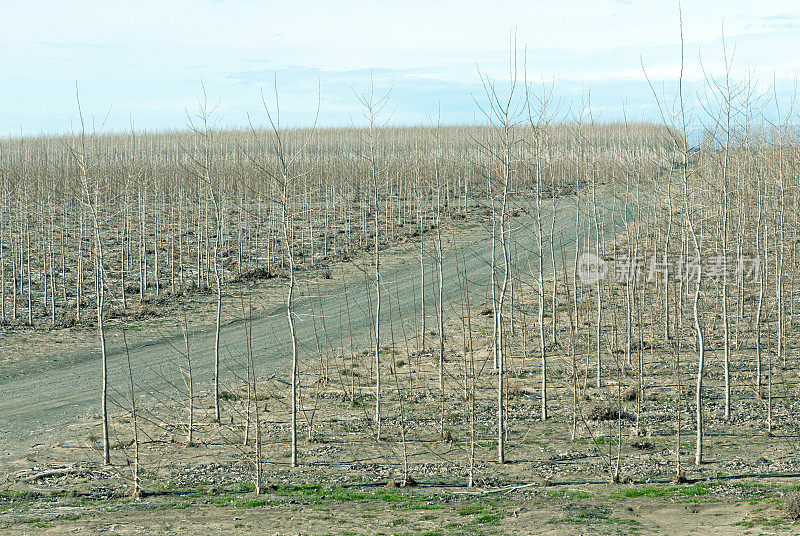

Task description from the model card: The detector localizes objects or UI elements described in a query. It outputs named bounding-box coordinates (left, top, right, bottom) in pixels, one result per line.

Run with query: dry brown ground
left=0, top=208, right=481, bottom=383
left=3, top=194, right=800, bottom=535
left=1, top=476, right=797, bottom=535
left=3, top=338, right=800, bottom=535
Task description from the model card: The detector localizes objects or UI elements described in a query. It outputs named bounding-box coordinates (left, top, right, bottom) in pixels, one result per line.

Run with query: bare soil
left=2, top=189, right=800, bottom=535
left=3, top=335, right=800, bottom=535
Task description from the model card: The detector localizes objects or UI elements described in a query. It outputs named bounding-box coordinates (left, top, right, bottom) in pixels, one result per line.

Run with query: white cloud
left=0, top=0, right=797, bottom=134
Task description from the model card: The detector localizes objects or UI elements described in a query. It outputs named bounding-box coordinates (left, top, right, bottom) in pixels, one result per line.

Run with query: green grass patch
left=564, top=506, right=640, bottom=527
left=735, top=516, right=786, bottom=528
left=609, top=482, right=716, bottom=500
left=458, top=504, right=486, bottom=516
left=610, top=486, right=670, bottom=498
left=0, top=490, right=39, bottom=502
left=3, top=518, right=47, bottom=528
left=678, top=483, right=712, bottom=496
left=237, top=498, right=272, bottom=507
left=401, top=503, right=442, bottom=510
left=274, top=485, right=433, bottom=507
left=475, top=513, right=501, bottom=524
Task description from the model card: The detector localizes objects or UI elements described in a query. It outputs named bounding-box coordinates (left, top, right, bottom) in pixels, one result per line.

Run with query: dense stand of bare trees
left=0, top=124, right=659, bottom=330
left=4, top=50, right=800, bottom=493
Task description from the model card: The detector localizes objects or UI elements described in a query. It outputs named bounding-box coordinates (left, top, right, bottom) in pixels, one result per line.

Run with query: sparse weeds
left=783, top=491, right=800, bottom=520
left=563, top=505, right=640, bottom=528
left=735, top=516, right=787, bottom=528
left=2, top=517, right=48, bottom=528
left=547, top=489, right=593, bottom=499
left=610, top=482, right=715, bottom=500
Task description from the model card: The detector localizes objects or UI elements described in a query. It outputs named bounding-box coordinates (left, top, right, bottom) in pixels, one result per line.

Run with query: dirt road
left=0, top=188, right=632, bottom=459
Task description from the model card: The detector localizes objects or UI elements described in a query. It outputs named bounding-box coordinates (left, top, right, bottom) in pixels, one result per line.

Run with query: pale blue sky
left=0, top=1, right=798, bottom=135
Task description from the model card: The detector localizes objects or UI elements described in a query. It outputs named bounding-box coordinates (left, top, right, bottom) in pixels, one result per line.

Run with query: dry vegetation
left=3, top=48, right=800, bottom=536
left=0, top=122, right=672, bottom=330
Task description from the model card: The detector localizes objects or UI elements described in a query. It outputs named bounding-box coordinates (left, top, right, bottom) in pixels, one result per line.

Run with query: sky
left=0, top=0, right=798, bottom=136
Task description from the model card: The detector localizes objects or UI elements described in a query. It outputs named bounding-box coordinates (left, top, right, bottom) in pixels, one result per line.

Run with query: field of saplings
left=3, top=71, right=800, bottom=536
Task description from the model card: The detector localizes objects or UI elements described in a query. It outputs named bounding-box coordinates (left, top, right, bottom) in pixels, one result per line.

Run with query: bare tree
left=354, top=74, right=391, bottom=441
left=257, top=77, right=319, bottom=466
left=477, top=35, right=522, bottom=463
left=185, top=83, right=224, bottom=423
left=67, top=85, right=111, bottom=465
